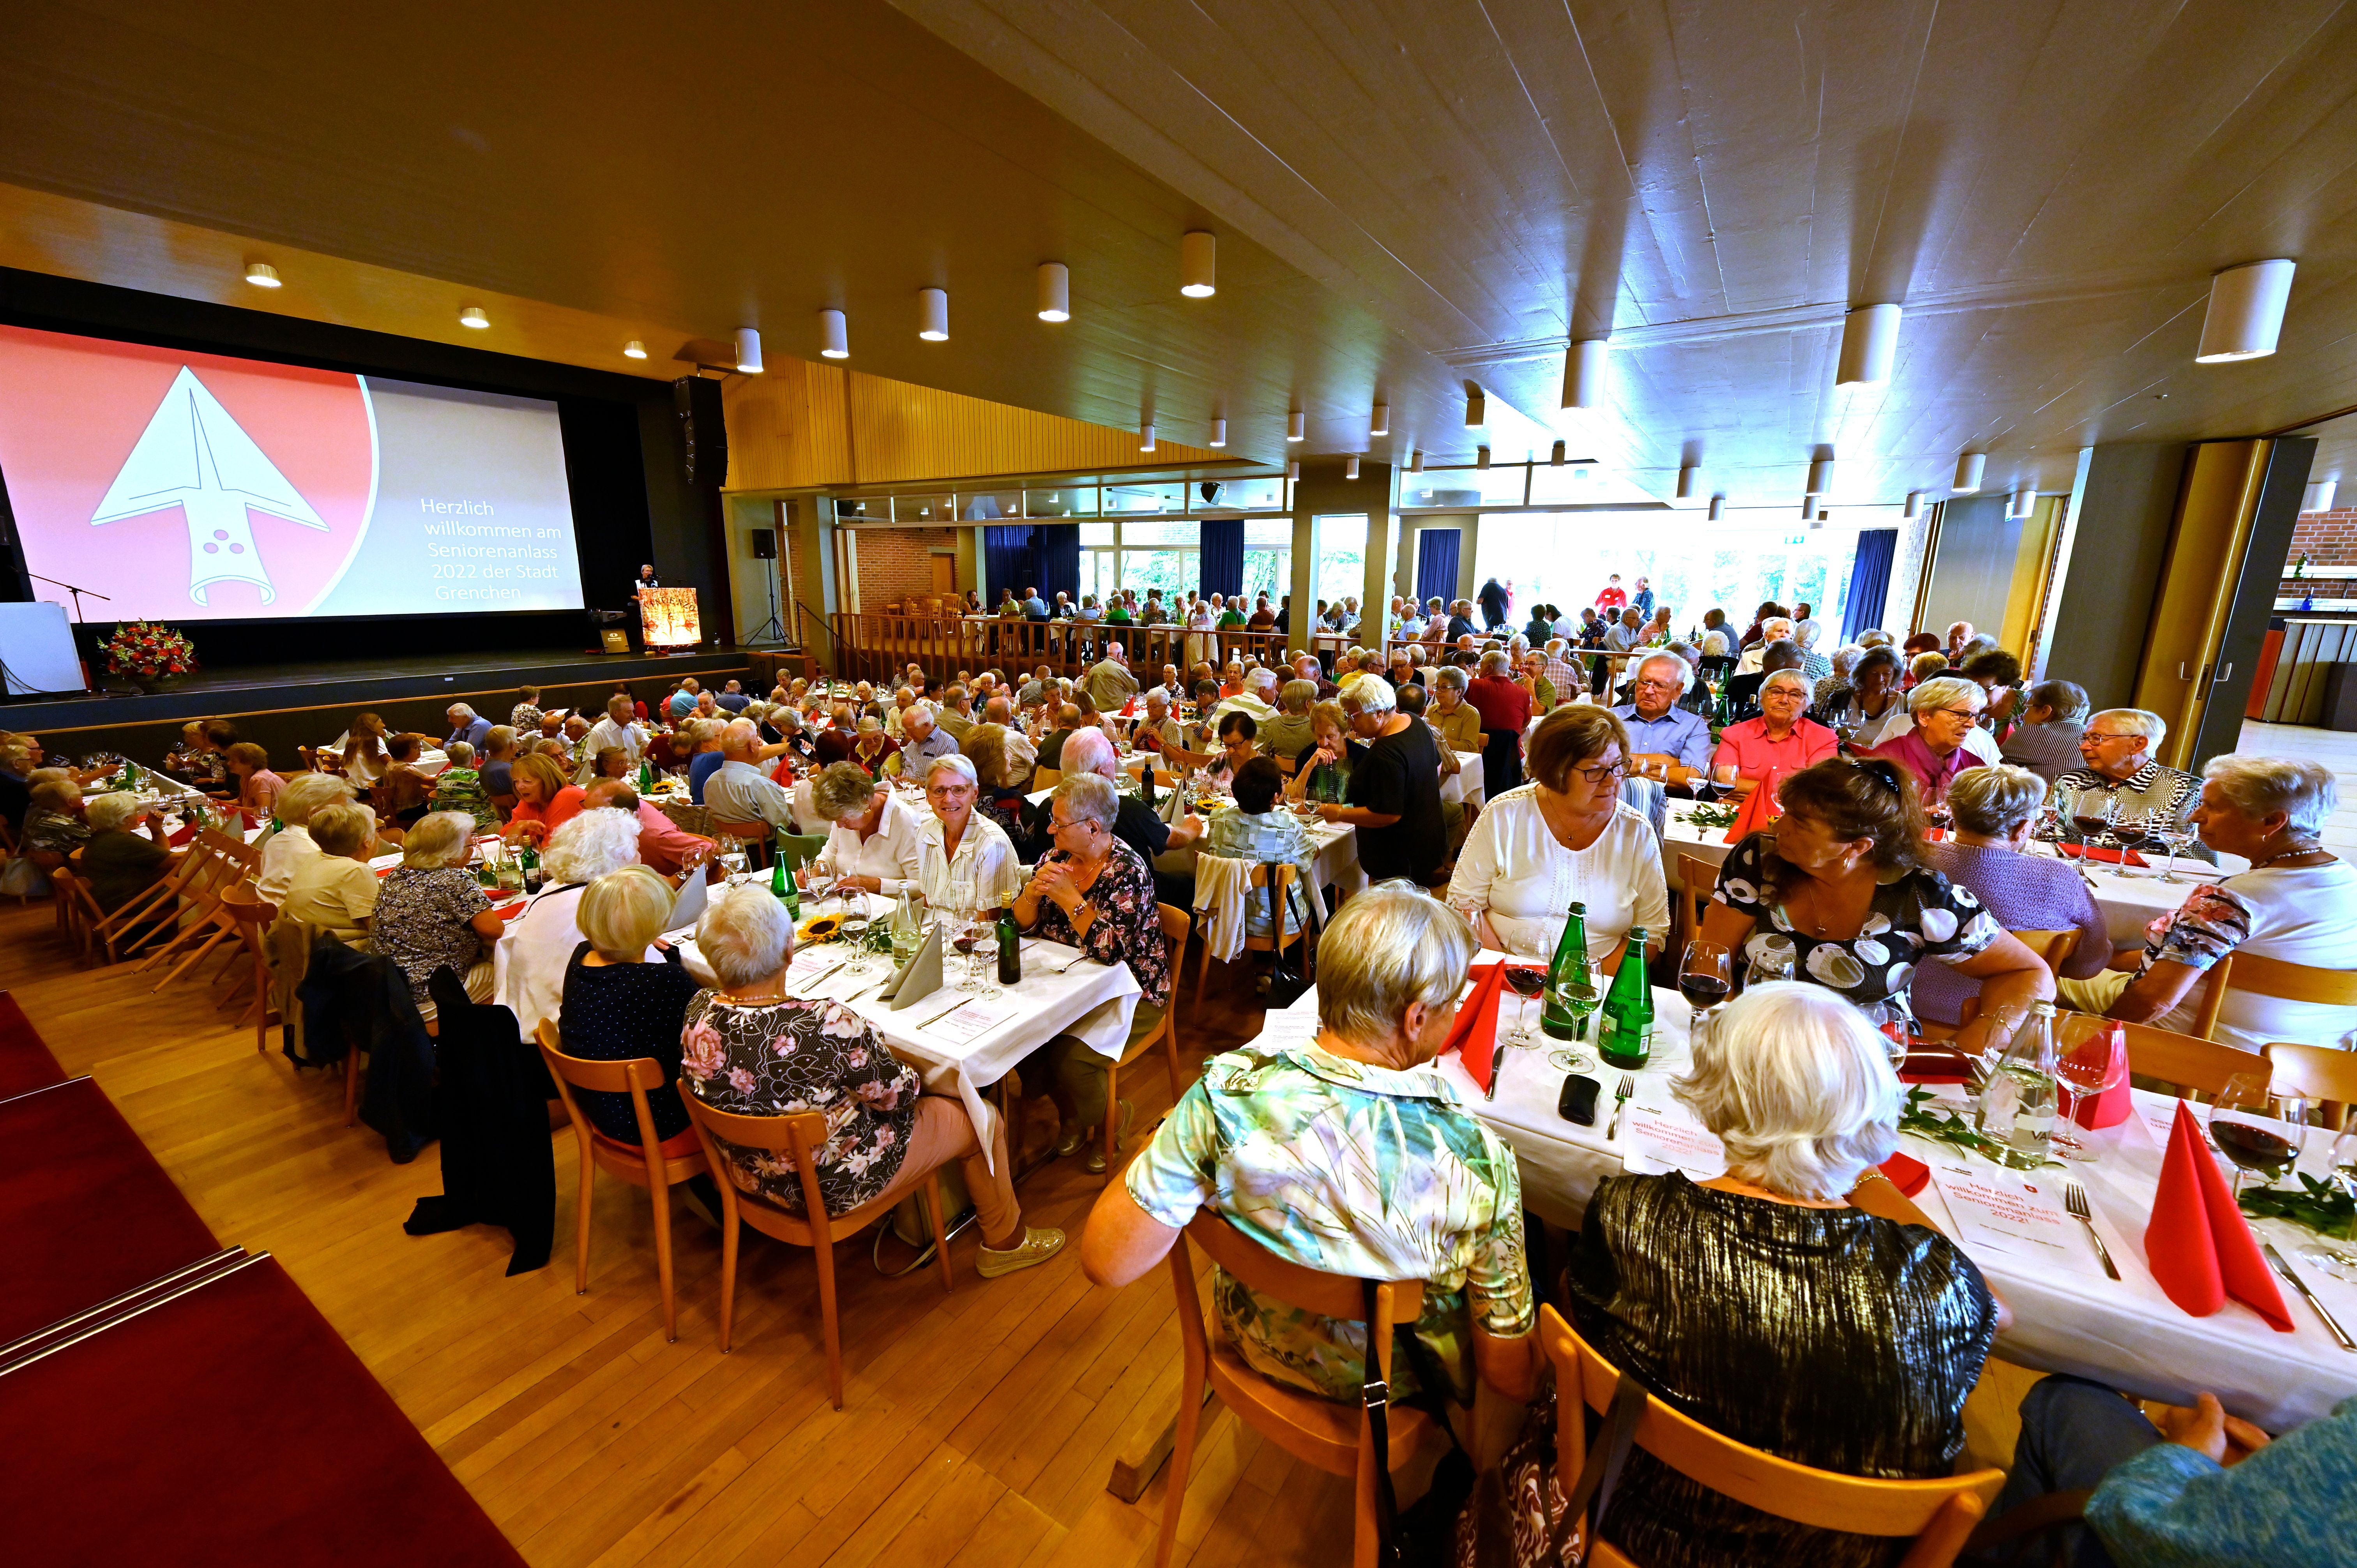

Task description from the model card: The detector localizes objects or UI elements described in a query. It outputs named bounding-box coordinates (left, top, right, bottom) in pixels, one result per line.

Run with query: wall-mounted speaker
left=749, top=527, right=777, bottom=559
left=672, top=375, right=728, bottom=488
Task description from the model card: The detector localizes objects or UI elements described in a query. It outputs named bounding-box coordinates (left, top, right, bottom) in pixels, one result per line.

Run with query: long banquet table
left=1269, top=964, right=2357, bottom=1430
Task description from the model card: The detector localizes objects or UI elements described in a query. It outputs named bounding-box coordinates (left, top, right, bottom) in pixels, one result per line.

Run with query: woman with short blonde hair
left=372, top=810, right=503, bottom=1017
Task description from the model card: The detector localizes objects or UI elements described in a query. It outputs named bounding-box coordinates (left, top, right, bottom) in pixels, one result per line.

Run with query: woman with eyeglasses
left=1447, top=706, right=1668, bottom=975
left=1864, top=677, right=1989, bottom=806
left=1710, top=667, right=1839, bottom=796
left=1701, top=759, right=2054, bottom=1048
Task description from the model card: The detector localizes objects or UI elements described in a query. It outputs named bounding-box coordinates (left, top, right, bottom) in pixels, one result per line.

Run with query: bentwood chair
left=1157, top=1210, right=1435, bottom=1568
left=1192, top=864, right=1304, bottom=1009
left=675, top=1086, right=953, bottom=1407
left=2095, top=1015, right=2253, bottom=1102
left=1537, top=1305, right=2004, bottom=1568
left=708, top=818, right=773, bottom=871
left=2265, top=1042, right=2357, bottom=1131
left=2007, top=928, right=2082, bottom=978
left=534, top=1021, right=707, bottom=1342
left=1085, top=904, right=1197, bottom=1180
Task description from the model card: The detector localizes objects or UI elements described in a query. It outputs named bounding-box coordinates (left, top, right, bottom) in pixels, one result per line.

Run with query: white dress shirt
left=1444, top=788, right=1669, bottom=964
left=917, top=810, right=1023, bottom=914
left=575, top=717, right=648, bottom=784
left=812, top=791, right=927, bottom=896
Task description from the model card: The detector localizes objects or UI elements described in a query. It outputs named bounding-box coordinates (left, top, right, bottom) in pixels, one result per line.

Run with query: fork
left=1605, top=1073, right=1636, bottom=1140
left=2063, top=1181, right=2120, bottom=1280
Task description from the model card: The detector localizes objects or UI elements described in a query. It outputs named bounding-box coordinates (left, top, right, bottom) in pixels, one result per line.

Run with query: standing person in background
left=510, top=685, right=544, bottom=732
left=1594, top=574, right=1627, bottom=614
left=1631, top=576, right=1655, bottom=618
left=1477, top=576, right=1511, bottom=630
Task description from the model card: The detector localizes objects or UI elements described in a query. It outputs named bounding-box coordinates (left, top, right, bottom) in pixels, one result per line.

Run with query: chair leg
left=1162, top=1019, right=1186, bottom=1105
left=1157, top=1372, right=1205, bottom=1568
left=1194, top=922, right=1213, bottom=1009
left=716, top=1196, right=741, bottom=1354
left=572, top=1133, right=597, bottom=1296
left=813, top=1229, right=845, bottom=1409
left=343, top=1045, right=366, bottom=1127
left=1103, top=1062, right=1122, bottom=1179
left=648, top=1173, right=678, bottom=1344
left=925, top=1171, right=954, bottom=1294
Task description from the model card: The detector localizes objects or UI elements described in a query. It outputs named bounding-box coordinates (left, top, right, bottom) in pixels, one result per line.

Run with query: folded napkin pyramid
left=1721, top=773, right=1782, bottom=844
left=2144, top=1100, right=2292, bottom=1331
left=1445, top=961, right=1509, bottom=1095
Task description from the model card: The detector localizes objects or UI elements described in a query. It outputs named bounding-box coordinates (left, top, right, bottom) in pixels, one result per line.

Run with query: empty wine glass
left=2207, top=1074, right=2306, bottom=1199
left=836, top=889, right=873, bottom=976
left=2298, top=1126, right=2357, bottom=1274
left=1746, top=940, right=1795, bottom=988
left=2051, top=1017, right=2127, bottom=1162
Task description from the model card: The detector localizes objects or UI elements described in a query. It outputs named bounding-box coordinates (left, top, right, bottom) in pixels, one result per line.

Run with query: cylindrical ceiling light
left=1179, top=231, right=1217, bottom=298
left=458, top=305, right=489, bottom=330
left=2304, top=478, right=2338, bottom=513
left=1708, top=494, right=1726, bottom=521
left=1208, top=417, right=1227, bottom=449
left=2010, top=485, right=2035, bottom=518
left=1954, top=451, right=1986, bottom=492
left=1371, top=403, right=1389, bottom=437
left=1287, top=459, right=1300, bottom=481
left=1037, top=262, right=1070, bottom=322
left=1287, top=410, right=1306, bottom=442
left=1836, top=303, right=1903, bottom=386
left=1465, top=390, right=1486, bottom=427
left=243, top=261, right=281, bottom=288
left=918, top=287, right=949, bottom=342
left=623, top=340, right=647, bottom=360
left=1562, top=339, right=1608, bottom=410
left=1409, top=450, right=1424, bottom=473
left=818, top=308, right=849, bottom=359
left=1903, top=490, right=1922, bottom=519
left=1806, top=453, right=1834, bottom=495
left=1345, top=455, right=1361, bottom=480
left=1140, top=422, right=1156, bottom=453
left=734, top=327, right=765, bottom=374
left=1677, top=462, right=1700, bottom=500
left=1477, top=444, right=1492, bottom=469
left=2196, top=259, right=2296, bottom=362
left=1550, top=440, right=1567, bottom=466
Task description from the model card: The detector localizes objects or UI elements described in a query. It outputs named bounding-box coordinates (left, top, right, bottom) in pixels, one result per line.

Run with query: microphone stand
left=25, top=572, right=111, bottom=623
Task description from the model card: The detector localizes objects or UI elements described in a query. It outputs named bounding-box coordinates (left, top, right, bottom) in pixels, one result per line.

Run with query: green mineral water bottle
left=771, top=830, right=800, bottom=915
left=639, top=757, right=656, bottom=793
left=1595, top=926, right=1655, bottom=1070
left=1540, top=901, right=1595, bottom=1041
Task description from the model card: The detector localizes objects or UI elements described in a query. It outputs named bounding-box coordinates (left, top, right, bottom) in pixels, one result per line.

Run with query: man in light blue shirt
left=1611, top=651, right=1713, bottom=788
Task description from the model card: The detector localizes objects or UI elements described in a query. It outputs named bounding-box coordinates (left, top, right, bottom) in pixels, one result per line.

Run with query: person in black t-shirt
left=1309, top=674, right=1445, bottom=886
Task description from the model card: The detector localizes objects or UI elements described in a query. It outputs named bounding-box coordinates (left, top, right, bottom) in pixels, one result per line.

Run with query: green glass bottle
left=638, top=757, right=656, bottom=793
left=771, top=830, right=800, bottom=915
left=1596, top=927, right=1655, bottom=1070
left=1539, top=901, right=1595, bottom=1041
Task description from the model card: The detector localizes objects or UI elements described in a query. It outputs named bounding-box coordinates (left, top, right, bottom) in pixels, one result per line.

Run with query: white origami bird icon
left=89, top=366, right=329, bottom=606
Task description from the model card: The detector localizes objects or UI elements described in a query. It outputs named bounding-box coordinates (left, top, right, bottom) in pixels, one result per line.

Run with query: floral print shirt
left=1712, top=831, right=2000, bottom=1024
left=1126, top=1039, right=1534, bottom=1404
left=1022, top=837, right=1172, bottom=1007
left=680, top=991, right=920, bottom=1216
left=429, top=765, right=500, bottom=832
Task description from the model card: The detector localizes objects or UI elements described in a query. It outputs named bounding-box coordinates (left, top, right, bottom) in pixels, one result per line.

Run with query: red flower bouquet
left=101, top=622, right=200, bottom=680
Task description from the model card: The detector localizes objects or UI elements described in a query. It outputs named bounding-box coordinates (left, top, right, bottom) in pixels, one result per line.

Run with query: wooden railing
left=809, top=609, right=1394, bottom=688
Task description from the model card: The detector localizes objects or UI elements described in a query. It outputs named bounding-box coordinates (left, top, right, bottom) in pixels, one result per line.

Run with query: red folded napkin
left=2057, top=842, right=2149, bottom=869
left=1879, top=1152, right=1930, bottom=1197
left=2144, top=1101, right=2292, bottom=1331
left=1446, top=961, right=1509, bottom=1095
left=166, top=818, right=199, bottom=848
left=1720, top=773, right=1782, bottom=845
left=2071, top=1020, right=2132, bottom=1130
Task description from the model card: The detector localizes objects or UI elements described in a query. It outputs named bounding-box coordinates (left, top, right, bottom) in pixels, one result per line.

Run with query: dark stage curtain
left=1037, top=524, right=1081, bottom=601
left=1197, top=518, right=1244, bottom=599
left=1843, top=527, right=1899, bottom=640
left=984, top=525, right=1039, bottom=599
left=1415, top=528, right=1460, bottom=607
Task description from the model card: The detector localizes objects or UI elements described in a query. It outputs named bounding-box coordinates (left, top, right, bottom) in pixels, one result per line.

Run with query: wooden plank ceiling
left=2, top=0, right=2354, bottom=501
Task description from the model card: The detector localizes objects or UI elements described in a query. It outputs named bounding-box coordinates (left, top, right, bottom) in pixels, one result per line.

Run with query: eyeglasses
left=1632, top=677, right=1681, bottom=693
left=1570, top=760, right=1629, bottom=784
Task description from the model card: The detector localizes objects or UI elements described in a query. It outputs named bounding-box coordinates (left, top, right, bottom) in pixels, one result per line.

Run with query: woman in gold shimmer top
left=1559, top=982, right=2004, bottom=1568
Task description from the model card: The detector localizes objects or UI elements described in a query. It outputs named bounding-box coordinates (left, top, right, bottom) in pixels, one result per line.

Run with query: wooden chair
left=772, top=832, right=829, bottom=878
left=1087, top=904, right=1196, bottom=1180
left=48, top=865, right=114, bottom=965
left=709, top=817, right=773, bottom=870
left=675, top=1086, right=953, bottom=1407
left=2265, top=1041, right=2357, bottom=1131
left=2203, top=952, right=2357, bottom=1043
left=2077, top=1013, right=2256, bottom=1102
left=2009, top=928, right=2081, bottom=976
left=1675, top=853, right=1717, bottom=948
left=1032, top=766, right=1063, bottom=791
left=1161, top=745, right=1216, bottom=775
left=1157, top=1210, right=1435, bottom=1568
left=217, top=883, right=277, bottom=1052
left=534, top=1021, right=707, bottom=1342
left=1192, top=864, right=1305, bottom=1009
left=1537, top=1305, right=2004, bottom=1568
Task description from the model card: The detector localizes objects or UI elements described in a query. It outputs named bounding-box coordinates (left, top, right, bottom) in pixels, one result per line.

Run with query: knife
left=917, top=996, right=975, bottom=1030
left=2265, top=1243, right=2357, bottom=1351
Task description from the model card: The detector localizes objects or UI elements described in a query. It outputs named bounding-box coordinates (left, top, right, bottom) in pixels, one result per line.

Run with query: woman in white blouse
left=801, top=760, right=926, bottom=897
left=916, top=754, right=1021, bottom=915
left=1447, top=706, right=1669, bottom=975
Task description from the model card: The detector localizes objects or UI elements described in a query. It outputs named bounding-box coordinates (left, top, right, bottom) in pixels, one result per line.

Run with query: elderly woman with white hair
left=1561, top=982, right=2002, bottom=1568
left=800, top=760, right=925, bottom=897
left=1710, top=667, right=1839, bottom=795
left=1915, top=766, right=2111, bottom=1027
left=275, top=802, right=381, bottom=947
left=1864, top=675, right=1989, bottom=807
left=80, top=791, right=176, bottom=914
left=915, top=753, right=1021, bottom=915
left=1081, top=885, right=1537, bottom=1409
left=1314, top=672, right=1449, bottom=885
left=256, top=771, right=362, bottom=903
left=494, top=807, right=650, bottom=1035
left=2062, top=755, right=2357, bottom=1052
left=681, top=884, right=1063, bottom=1275
left=371, top=810, right=505, bottom=1017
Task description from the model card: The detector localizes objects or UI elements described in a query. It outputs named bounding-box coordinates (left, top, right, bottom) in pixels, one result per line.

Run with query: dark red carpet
left=0, top=992, right=67, bottom=1099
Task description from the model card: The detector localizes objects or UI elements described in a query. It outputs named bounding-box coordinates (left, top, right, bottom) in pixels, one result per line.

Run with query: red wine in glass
left=1679, top=973, right=1732, bottom=1012
left=1504, top=967, right=1546, bottom=1044
left=2213, top=1121, right=2299, bottom=1174
left=2069, top=814, right=2111, bottom=841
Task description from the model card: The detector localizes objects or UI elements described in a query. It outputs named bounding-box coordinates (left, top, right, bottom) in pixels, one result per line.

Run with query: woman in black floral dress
left=1698, top=758, right=2053, bottom=1054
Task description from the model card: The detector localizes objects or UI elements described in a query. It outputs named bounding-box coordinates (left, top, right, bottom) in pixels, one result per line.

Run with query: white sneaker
left=976, top=1225, right=1067, bottom=1279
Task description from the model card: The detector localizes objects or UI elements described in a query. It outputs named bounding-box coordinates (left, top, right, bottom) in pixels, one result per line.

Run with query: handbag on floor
left=1447, top=1371, right=1645, bottom=1568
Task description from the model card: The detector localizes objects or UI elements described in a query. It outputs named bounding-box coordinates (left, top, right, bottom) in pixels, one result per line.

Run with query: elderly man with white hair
left=494, top=807, right=663, bottom=1036
left=1792, top=618, right=1832, bottom=683
left=701, top=719, right=797, bottom=833
left=1210, top=664, right=1281, bottom=728
left=1081, top=885, right=1537, bottom=1407
left=1082, top=641, right=1140, bottom=714
left=1612, top=651, right=1714, bottom=787
left=2053, top=707, right=2201, bottom=829
left=576, top=693, right=649, bottom=786
left=897, top=703, right=958, bottom=775
left=1292, top=651, right=1339, bottom=702
left=1314, top=673, right=1448, bottom=885
left=1061, top=728, right=1201, bottom=868
left=443, top=703, right=491, bottom=753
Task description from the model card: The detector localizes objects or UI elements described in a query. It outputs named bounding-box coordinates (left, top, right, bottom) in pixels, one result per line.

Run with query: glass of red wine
left=2208, top=1073, right=2307, bottom=1198
left=1503, top=966, right=1548, bottom=1046
left=1679, top=940, right=1733, bottom=1050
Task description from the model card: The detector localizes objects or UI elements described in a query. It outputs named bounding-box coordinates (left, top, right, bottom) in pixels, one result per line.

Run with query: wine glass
left=1746, top=940, right=1795, bottom=988
left=836, top=888, right=873, bottom=976
left=1502, top=965, right=1547, bottom=1046
left=1678, top=940, right=1733, bottom=1048
left=2050, top=1017, right=2127, bottom=1162
left=968, top=915, right=1002, bottom=997
left=2297, top=1125, right=2357, bottom=1274
left=2069, top=792, right=2119, bottom=861
left=2109, top=809, right=2153, bottom=878
left=2207, top=1074, right=2306, bottom=1199
left=2154, top=819, right=2199, bottom=885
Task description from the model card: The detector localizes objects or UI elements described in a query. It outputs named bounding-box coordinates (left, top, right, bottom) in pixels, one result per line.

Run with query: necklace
left=2250, top=841, right=2330, bottom=870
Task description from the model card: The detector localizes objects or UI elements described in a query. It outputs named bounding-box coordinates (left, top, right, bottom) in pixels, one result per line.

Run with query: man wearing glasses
left=2053, top=708, right=2201, bottom=829
left=1614, top=652, right=1714, bottom=789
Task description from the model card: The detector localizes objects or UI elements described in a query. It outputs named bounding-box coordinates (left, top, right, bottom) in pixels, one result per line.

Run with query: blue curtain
left=983, top=525, right=1037, bottom=601
left=1198, top=517, right=1244, bottom=599
left=1037, top=524, right=1081, bottom=601
left=1415, top=528, right=1460, bottom=607
left=1843, top=527, right=1899, bottom=639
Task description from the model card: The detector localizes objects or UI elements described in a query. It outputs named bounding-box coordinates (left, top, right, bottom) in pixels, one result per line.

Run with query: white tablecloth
left=1442, top=751, right=1484, bottom=807
left=1276, top=966, right=2357, bottom=1429
left=676, top=890, right=1141, bottom=1169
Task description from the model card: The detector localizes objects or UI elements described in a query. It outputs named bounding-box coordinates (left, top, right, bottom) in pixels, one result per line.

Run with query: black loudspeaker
left=673, top=375, right=728, bottom=488
left=749, top=527, right=777, bottom=559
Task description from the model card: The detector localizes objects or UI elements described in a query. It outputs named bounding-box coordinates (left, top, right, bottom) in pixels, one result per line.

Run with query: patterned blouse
left=429, top=765, right=501, bottom=832
left=22, top=805, right=91, bottom=853
left=1712, top=831, right=2000, bottom=1024
left=679, top=991, right=920, bottom=1216
left=510, top=703, right=544, bottom=732
left=371, top=864, right=492, bottom=1003
left=1127, top=1039, right=1533, bottom=1404
left=1200, top=805, right=1316, bottom=937
left=1022, top=837, right=1172, bottom=1008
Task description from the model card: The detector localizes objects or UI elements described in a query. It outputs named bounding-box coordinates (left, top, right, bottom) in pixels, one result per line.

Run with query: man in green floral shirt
left=1081, top=885, right=1535, bottom=1407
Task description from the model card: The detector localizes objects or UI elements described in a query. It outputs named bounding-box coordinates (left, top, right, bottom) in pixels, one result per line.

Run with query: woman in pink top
left=1710, top=669, right=1838, bottom=796
left=226, top=743, right=288, bottom=818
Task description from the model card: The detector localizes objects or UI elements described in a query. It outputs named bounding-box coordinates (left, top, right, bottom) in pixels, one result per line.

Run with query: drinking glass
left=2297, top=1126, right=2357, bottom=1274
left=2068, top=792, right=2120, bottom=860
left=2208, top=1074, right=2306, bottom=1199
left=2108, top=809, right=2153, bottom=878
left=2154, top=821, right=2199, bottom=884
left=2050, top=1016, right=2127, bottom=1162
left=945, top=904, right=981, bottom=992
left=1746, top=941, right=1794, bottom=988
left=836, top=889, right=873, bottom=977
left=1677, top=940, right=1733, bottom=1047
left=967, top=916, right=1002, bottom=997
left=1502, top=966, right=1546, bottom=1046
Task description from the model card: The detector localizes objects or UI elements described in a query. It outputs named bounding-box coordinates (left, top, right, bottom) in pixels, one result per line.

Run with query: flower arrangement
left=100, top=621, right=199, bottom=681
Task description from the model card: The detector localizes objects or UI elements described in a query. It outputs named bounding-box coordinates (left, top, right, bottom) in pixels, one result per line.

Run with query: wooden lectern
left=639, top=587, right=701, bottom=650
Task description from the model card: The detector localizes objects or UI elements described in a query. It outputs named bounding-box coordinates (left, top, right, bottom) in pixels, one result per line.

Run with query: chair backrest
left=675, top=1083, right=832, bottom=1221
left=218, top=880, right=273, bottom=924
left=709, top=818, right=770, bottom=846
left=2265, top=1041, right=2357, bottom=1130
left=533, top=1018, right=671, bottom=1155
left=1033, top=766, right=1063, bottom=791
left=1538, top=1305, right=2002, bottom=1552
left=2081, top=1011, right=2255, bottom=1100
left=1677, top=853, right=1717, bottom=947
left=774, top=832, right=830, bottom=874
left=1157, top=901, right=1192, bottom=959
left=2009, top=929, right=2080, bottom=976
left=2219, top=951, right=2357, bottom=1008
left=1182, top=1209, right=1423, bottom=1365
left=1163, top=745, right=1216, bottom=773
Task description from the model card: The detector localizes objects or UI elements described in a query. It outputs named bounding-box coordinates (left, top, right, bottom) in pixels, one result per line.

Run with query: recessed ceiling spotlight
left=819, top=308, right=849, bottom=359
left=918, top=288, right=949, bottom=342
left=2196, top=259, right=2295, bottom=362
left=1836, top=304, right=1902, bottom=386
left=1345, top=455, right=1361, bottom=480
left=1287, top=410, right=1305, bottom=442
left=1953, top=451, right=1985, bottom=492
left=243, top=261, right=281, bottom=288
left=1208, top=417, right=1227, bottom=448
left=1371, top=403, right=1389, bottom=437
left=1037, top=262, right=1069, bottom=323
left=734, top=327, right=764, bottom=374
left=623, top=340, right=647, bottom=359
left=458, top=305, right=489, bottom=329
left=1180, top=231, right=1216, bottom=298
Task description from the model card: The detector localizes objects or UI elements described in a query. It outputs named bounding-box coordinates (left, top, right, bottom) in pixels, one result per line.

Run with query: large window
left=1316, top=515, right=1368, bottom=611
left=1243, top=518, right=1291, bottom=607
left=1470, top=512, right=1868, bottom=636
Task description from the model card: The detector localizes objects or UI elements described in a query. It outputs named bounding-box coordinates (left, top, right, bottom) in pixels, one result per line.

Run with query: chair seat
left=1204, top=1337, right=1436, bottom=1477
left=727, top=1168, right=907, bottom=1246
left=587, top=1123, right=706, bottom=1185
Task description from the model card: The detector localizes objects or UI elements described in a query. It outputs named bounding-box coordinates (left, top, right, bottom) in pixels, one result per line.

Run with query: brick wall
left=2284, top=507, right=2357, bottom=594
left=852, top=526, right=959, bottom=609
